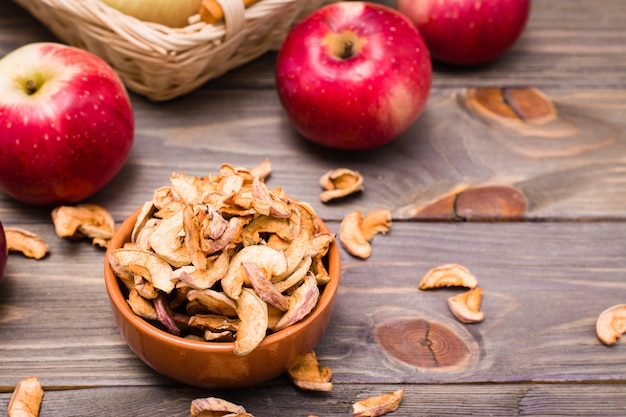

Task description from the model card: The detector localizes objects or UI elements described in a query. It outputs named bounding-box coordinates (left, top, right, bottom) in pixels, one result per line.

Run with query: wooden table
left=1, top=0, right=625, bottom=415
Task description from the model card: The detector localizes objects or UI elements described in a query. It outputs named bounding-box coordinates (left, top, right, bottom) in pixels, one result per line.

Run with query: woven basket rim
left=33, top=0, right=301, bottom=55
left=15, top=0, right=331, bottom=100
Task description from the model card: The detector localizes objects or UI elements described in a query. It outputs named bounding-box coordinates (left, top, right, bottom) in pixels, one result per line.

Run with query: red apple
left=276, top=1, right=432, bottom=151
left=0, top=42, right=134, bottom=206
left=0, top=220, right=6, bottom=281
left=397, top=0, right=531, bottom=65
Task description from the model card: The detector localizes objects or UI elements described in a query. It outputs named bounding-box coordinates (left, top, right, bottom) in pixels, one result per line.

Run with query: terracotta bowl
left=104, top=207, right=340, bottom=389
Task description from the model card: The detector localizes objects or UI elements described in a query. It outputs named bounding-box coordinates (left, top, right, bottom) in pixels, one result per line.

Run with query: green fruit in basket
left=101, top=0, right=202, bottom=28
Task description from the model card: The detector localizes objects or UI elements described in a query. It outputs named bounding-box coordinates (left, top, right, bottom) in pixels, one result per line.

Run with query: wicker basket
left=14, top=0, right=333, bottom=101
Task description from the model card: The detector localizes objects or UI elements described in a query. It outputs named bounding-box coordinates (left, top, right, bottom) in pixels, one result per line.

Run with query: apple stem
left=25, top=80, right=38, bottom=95
left=341, top=40, right=354, bottom=59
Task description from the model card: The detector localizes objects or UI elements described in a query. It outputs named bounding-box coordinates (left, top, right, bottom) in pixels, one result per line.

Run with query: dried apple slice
left=418, top=263, right=478, bottom=290
left=287, top=351, right=333, bottom=392
left=251, top=176, right=291, bottom=218
left=274, top=256, right=312, bottom=293
left=188, top=314, right=239, bottom=333
left=170, top=171, right=209, bottom=205
left=596, top=304, right=626, bottom=345
left=352, top=388, right=405, bottom=417
left=250, top=158, right=272, bottom=179
left=127, top=289, right=157, bottom=320
left=148, top=208, right=191, bottom=268
left=4, top=227, right=48, bottom=260
left=201, top=216, right=245, bottom=255
left=173, top=250, right=230, bottom=290
left=221, top=245, right=288, bottom=300
left=339, top=211, right=371, bottom=259
left=319, top=168, right=364, bottom=202
left=186, top=289, right=238, bottom=317
left=360, top=209, right=392, bottom=241
left=51, top=203, right=115, bottom=247
left=243, top=261, right=290, bottom=311
left=7, top=376, right=44, bottom=417
left=131, top=200, right=155, bottom=243
left=339, top=209, right=391, bottom=260
left=110, top=248, right=175, bottom=294
left=190, top=397, right=247, bottom=416
left=272, top=273, right=319, bottom=332
left=448, top=287, right=485, bottom=323
left=242, top=215, right=293, bottom=246
left=234, top=288, right=269, bottom=356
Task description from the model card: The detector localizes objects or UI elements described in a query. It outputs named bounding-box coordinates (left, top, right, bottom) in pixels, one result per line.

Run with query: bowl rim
left=104, top=206, right=340, bottom=353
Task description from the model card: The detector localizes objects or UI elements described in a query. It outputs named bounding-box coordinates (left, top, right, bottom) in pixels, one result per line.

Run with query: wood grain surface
left=1, top=0, right=625, bottom=416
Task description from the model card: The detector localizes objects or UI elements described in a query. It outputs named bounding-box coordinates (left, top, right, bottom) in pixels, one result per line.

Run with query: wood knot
left=373, top=318, right=472, bottom=369
left=456, top=185, right=527, bottom=220
left=460, top=87, right=557, bottom=126
left=413, top=185, right=527, bottom=221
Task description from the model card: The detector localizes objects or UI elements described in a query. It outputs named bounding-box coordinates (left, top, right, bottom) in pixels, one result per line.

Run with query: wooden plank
left=1, top=383, right=625, bottom=416
left=0, top=221, right=624, bottom=387
left=3, top=0, right=626, bottom=92
left=1, top=87, right=624, bottom=222
left=1, top=2, right=625, bottom=222
left=324, top=221, right=626, bottom=384
left=185, top=0, right=626, bottom=90
left=1, top=1, right=624, bottom=416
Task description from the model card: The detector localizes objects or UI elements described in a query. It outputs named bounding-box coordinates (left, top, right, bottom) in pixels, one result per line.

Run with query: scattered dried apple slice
left=340, top=209, right=391, bottom=259
left=352, top=388, right=405, bottom=417
left=287, top=351, right=333, bottom=392
left=339, top=211, right=371, bottom=259
left=360, top=209, right=392, bottom=241
left=418, top=263, right=478, bottom=290
left=4, top=227, right=48, bottom=260
left=7, top=376, right=44, bottom=417
left=596, top=304, right=626, bottom=346
left=51, top=203, right=115, bottom=247
left=448, top=287, right=485, bottom=323
left=190, top=397, right=247, bottom=417
left=319, top=168, right=364, bottom=202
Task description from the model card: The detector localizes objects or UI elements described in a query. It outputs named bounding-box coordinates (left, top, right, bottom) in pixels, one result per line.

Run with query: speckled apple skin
left=397, top=0, right=531, bottom=65
left=0, top=42, right=134, bottom=206
left=276, top=2, right=432, bottom=151
left=0, top=220, right=6, bottom=281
